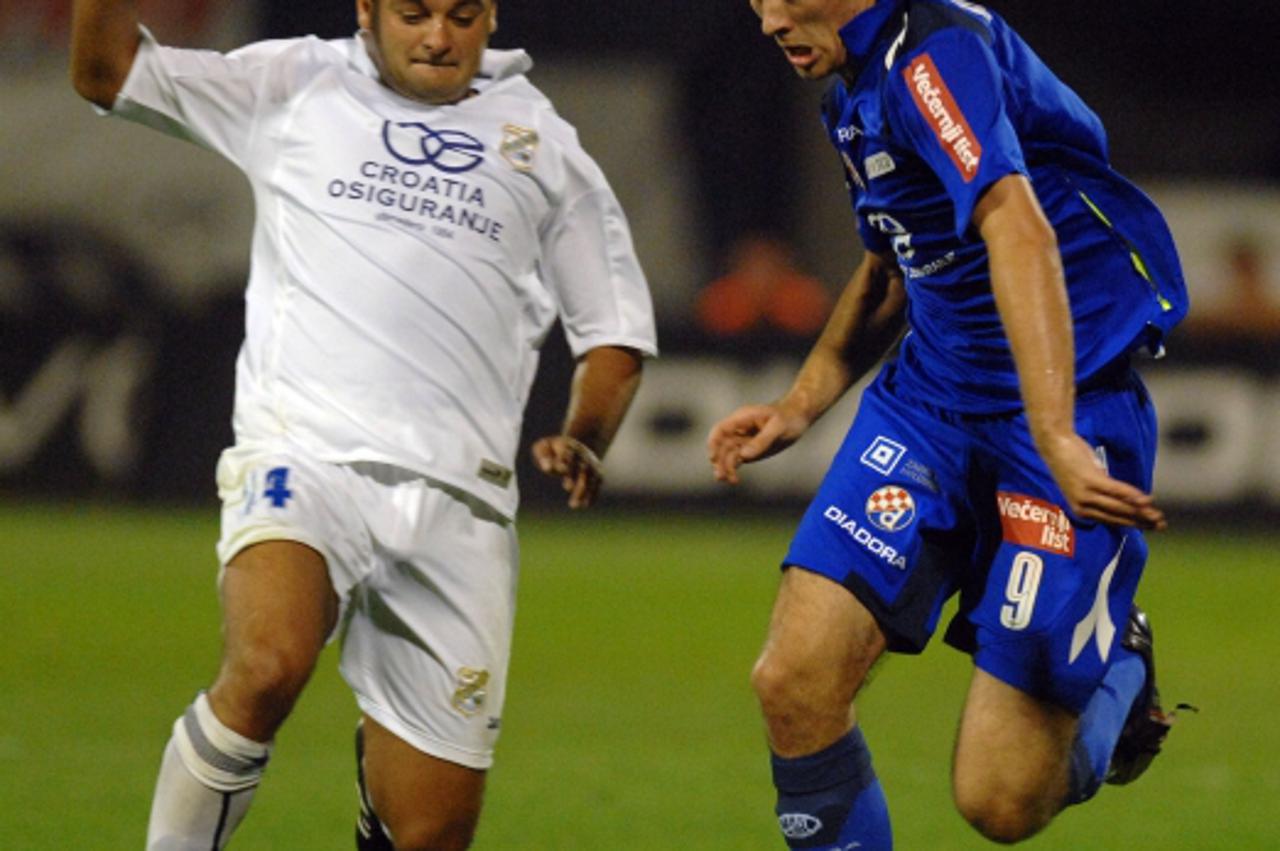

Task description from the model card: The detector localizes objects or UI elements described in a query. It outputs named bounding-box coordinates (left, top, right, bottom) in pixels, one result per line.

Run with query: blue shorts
left=785, top=363, right=1157, bottom=713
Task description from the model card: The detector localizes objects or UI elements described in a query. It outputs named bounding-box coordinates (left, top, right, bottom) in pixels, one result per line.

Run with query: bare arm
left=778, top=249, right=907, bottom=424
left=708, top=251, right=907, bottom=483
left=975, top=173, right=1165, bottom=529
left=70, top=0, right=142, bottom=108
left=531, top=345, right=645, bottom=509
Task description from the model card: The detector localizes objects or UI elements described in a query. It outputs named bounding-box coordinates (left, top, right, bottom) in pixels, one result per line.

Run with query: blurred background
left=3, top=0, right=1280, bottom=515
left=3, top=2, right=1279, bottom=848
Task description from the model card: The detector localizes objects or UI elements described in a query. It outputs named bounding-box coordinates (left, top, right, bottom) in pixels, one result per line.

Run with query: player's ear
left=488, top=1, right=498, bottom=34
left=356, top=0, right=375, bottom=33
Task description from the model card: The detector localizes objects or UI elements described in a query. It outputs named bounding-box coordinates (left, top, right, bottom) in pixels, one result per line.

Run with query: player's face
left=358, top=0, right=497, bottom=105
left=749, top=0, right=870, bottom=79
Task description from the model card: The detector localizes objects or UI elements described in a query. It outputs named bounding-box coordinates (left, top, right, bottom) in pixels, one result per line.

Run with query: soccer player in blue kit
left=708, top=0, right=1189, bottom=847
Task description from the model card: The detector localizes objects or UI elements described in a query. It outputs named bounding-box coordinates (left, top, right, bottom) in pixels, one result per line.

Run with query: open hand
left=707, top=403, right=811, bottom=485
left=1041, top=433, right=1166, bottom=530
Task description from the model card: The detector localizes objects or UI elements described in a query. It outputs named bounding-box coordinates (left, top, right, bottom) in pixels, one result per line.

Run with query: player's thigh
left=361, top=713, right=485, bottom=850
left=757, top=566, right=888, bottom=702
left=952, top=667, right=1077, bottom=812
left=214, top=443, right=374, bottom=640
left=969, top=525, right=1146, bottom=720
left=781, top=373, right=973, bottom=656
left=217, top=539, right=338, bottom=669
left=211, top=444, right=362, bottom=732
left=753, top=567, right=888, bottom=755
left=341, top=472, right=518, bottom=773
left=210, top=541, right=338, bottom=733
left=970, top=382, right=1153, bottom=713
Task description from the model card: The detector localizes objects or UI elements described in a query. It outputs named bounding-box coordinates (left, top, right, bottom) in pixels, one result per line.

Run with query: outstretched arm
left=975, top=173, right=1165, bottom=530
left=70, top=0, right=142, bottom=108
left=708, top=250, right=907, bottom=484
left=531, top=345, right=645, bottom=509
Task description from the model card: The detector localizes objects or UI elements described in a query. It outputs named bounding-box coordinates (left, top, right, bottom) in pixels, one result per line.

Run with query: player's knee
left=750, top=652, right=802, bottom=718
left=220, top=641, right=314, bottom=721
left=751, top=651, right=843, bottom=728
left=954, top=785, right=1051, bottom=844
left=386, top=811, right=478, bottom=851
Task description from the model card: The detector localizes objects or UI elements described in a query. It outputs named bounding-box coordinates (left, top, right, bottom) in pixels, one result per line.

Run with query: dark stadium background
left=4, top=0, right=1278, bottom=514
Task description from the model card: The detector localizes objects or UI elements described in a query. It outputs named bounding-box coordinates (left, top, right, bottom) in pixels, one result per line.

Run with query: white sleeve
left=540, top=150, right=659, bottom=359
left=107, top=28, right=294, bottom=169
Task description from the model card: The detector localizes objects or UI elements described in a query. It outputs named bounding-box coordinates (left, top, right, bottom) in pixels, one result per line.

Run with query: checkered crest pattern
left=865, top=485, right=916, bottom=532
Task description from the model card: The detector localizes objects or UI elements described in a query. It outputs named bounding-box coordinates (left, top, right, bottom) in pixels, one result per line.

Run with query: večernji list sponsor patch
left=996, top=491, right=1075, bottom=556
left=903, top=53, right=983, bottom=182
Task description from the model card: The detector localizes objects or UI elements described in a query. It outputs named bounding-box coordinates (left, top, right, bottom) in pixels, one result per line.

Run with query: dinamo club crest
left=865, top=485, right=916, bottom=532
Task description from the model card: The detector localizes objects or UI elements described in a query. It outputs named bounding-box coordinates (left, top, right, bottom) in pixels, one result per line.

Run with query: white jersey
left=108, top=30, right=658, bottom=519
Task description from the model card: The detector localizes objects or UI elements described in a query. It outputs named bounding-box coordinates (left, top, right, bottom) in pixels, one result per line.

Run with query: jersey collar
left=477, top=49, right=533, bottom=85
left=349, top=31, right=379, bottom=79
left=838, top=0, right=906, bottom=83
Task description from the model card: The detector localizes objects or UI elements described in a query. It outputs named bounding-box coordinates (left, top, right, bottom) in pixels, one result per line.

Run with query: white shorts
left=215, top=443, right=519, bottom=770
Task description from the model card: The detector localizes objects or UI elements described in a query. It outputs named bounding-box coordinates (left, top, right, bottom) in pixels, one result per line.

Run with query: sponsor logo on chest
left=316, top=117, right=533, bottom=244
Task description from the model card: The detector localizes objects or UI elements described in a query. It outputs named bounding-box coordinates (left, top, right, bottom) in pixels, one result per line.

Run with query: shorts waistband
left=879, top=355, right=1136, bottom=426
left=1077, top=355, right=1137, bottom=397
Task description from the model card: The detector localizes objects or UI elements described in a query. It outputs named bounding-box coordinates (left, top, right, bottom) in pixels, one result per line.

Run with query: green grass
left=2, top=503, right=1277, bottom=849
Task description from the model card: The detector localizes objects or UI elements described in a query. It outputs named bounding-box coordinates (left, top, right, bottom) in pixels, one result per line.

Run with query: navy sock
left=771, top=727, right=892, bottom=850
left=1067, top=646, right=1146, bottom=804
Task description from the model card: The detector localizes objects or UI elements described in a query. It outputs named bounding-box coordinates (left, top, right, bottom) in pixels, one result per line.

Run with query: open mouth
left=782, top=45, right=816, bottom=68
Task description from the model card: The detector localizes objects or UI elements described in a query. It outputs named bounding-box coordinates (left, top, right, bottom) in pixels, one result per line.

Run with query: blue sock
left=771, top=727, right=892, bottom=850
left=1067, top=647, right=1146, bottom=804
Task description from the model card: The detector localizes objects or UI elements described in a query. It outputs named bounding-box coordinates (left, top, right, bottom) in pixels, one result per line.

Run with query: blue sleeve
left=888, top=29, right=1026, bottom=238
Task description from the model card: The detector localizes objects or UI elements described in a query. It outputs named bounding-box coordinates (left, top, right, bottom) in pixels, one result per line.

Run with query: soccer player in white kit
left=70, top=1, right=658, bottom=848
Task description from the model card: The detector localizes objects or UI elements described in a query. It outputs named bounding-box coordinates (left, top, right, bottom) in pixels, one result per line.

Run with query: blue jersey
left=823, top=0, right=1188, bottom=413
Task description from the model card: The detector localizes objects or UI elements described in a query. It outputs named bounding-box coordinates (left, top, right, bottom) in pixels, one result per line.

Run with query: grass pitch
left=2, top=502, right=1276, bottom=849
